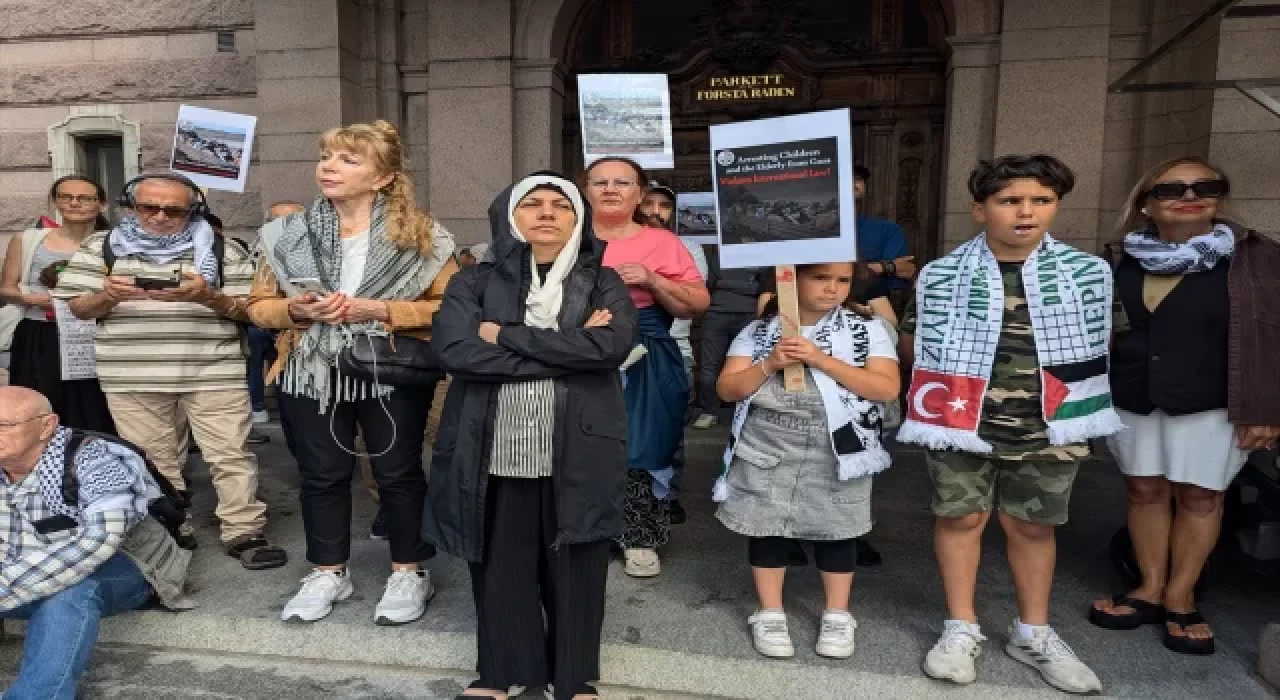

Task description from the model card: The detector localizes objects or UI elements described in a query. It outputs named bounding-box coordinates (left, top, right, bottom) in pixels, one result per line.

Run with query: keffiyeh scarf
left=264, top=195, right=454, bottom=409
left=109, top=216, right=220, bottom=286
left=33, top=427, right=154, bottom=522
left=897, top=234, right=1124, bottom=453
left=1123, top=222, right=1235, bottom=275
left=713, top=308, right=891, bottom=503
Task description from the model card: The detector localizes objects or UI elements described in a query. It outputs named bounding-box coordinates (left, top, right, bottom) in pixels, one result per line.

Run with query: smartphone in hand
left=135, top=276, right=181, bottom=291
left=288, top=277, right=328, bottom=297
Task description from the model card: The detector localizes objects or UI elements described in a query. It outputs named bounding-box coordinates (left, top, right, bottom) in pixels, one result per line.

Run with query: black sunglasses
left=134, top=203, right=193, bottom=219
left=1146, top=179, right=1229, bottom=201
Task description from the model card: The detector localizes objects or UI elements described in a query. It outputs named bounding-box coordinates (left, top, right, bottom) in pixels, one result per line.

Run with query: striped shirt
left=489, top=380, right=556, bottom=478
left=52, top=232, right=254, bottom=394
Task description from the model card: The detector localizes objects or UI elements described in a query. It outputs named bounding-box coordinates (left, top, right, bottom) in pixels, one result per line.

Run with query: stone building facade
left=0, top=0, right=1276, bottom=255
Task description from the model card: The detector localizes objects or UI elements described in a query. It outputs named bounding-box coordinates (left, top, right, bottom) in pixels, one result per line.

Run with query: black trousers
left=280, top=384, right=436, bottom=565
left=696, top=311, right=755, bottom=414
left=470, top=477, right=610, bottom=699
left=748, top=536, right=856, bottom=573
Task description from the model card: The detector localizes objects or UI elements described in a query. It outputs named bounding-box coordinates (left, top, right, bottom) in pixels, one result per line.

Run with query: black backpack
left=57, top=430, right=191, bottom=545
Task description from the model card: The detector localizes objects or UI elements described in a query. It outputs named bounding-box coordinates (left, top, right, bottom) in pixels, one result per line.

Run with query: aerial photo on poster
left=675, top=191, right=718, bottom=245
left=577, top=73, right=674, bottom=170
left=169, top=105, right=257, bottom=193
left=710, top=109, right=855, bottom=269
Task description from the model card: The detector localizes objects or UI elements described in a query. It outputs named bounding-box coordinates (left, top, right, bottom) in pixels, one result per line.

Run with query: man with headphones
left=53, top=172, right=287, bottom=571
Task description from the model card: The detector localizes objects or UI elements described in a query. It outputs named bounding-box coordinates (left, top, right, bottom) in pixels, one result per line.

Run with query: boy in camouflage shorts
left=899, top=155, right=1120, bottom=695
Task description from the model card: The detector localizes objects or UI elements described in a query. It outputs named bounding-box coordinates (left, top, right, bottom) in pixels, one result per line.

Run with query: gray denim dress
left=715, top=370, right=874, bottom=541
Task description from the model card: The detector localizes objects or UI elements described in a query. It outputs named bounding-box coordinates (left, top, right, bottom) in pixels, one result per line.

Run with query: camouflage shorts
left=925, top=450, right=1081, bottom=526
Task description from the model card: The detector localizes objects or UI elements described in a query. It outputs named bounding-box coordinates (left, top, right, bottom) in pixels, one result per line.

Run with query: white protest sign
left=577, top=74, right=674, bottom=170
left=54, top=300, right=98, bottom=380
left=675, top=191, right=718, bottom=245
left=169, top=105, right=257, bottom=193
left=710, top=109, right=856, bottom=269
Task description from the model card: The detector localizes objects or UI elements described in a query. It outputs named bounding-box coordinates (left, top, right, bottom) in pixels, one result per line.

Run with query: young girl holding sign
left=714, top=262, right=899, bottom=660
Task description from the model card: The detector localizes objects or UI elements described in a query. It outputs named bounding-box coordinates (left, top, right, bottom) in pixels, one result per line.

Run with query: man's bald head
left=267, top=201, right=305, bottom=222
left=0, top=387, right=52, bottom=422
left=0, top=387, right=58, bottom=475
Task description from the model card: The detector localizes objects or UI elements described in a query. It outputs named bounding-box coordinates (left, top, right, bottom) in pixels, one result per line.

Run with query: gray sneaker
left=1005, top=622, right=1102, bottom=694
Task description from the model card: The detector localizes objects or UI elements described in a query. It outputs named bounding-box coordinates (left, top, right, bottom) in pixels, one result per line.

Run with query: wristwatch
left=882, top=260, right=897, bottom=278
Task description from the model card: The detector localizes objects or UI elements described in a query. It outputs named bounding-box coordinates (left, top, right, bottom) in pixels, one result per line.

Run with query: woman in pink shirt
left=584, top=157, right=709, bottom=578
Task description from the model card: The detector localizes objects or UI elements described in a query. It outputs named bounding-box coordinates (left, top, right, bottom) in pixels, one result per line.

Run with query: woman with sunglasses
left=0, top=175, right=115, bottom=433
left=1090, top=157, right=1280, bottom=655
left=582, top=157, right=709, bottom=578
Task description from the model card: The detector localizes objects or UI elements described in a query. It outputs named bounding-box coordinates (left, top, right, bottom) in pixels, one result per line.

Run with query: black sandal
left=1089, top=594, right=1165, bottom=630
left=225, top=534, right=288, bottom=570
left=1163, top=610, right=1215, bottom=655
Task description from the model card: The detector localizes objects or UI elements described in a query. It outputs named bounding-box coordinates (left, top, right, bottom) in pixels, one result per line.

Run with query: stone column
left=991, top=0, right=1113, bottom=252
left=1209, top=5, right=1280, bottom=227
left=513, top=59, right=566, bottom=177
left=938, top=34, right=1001, bottom=251
left=424, top=0, right=515, bottom=245
left=253, top=0, right=347, bottom=212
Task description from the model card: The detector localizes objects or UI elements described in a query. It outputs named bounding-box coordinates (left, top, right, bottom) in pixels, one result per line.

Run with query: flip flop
left=1089, top=593, right=1165, bottom=630
left=225, top=534, right=288, bottom=570
left=1163, top=610, right=1215, bottom=655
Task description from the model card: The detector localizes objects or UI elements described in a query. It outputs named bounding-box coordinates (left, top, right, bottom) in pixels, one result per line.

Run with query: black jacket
left=421, top=184, right=638, bottom=563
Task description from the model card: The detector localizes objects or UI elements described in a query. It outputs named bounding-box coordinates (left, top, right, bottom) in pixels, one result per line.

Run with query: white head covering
left=506, top=174, right=584, bottom=330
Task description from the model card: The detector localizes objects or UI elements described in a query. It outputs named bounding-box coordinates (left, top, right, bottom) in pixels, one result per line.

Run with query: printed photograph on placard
left=713, top=137, right=840, bottom=246
left=577, top=73, right=674, bottom=170
left=169, top=105, right=257, bottom=193
left=675, top=191, right=718, bottom=245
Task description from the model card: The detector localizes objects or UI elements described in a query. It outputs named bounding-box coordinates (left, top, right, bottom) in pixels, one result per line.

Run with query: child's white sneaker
left=816, top=610, right=857, bottom=659
left=923, top=619, right=985, bottom=684
left=748, top=609, right=795, bottom=658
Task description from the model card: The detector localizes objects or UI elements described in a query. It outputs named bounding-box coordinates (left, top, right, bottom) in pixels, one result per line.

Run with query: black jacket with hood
left=421, top=181, right=638, bottom=563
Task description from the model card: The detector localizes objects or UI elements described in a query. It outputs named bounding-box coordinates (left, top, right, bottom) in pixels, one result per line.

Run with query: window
left=216, top=31, right=236, bottom=53
left=78, top=136, right=126, bottom=224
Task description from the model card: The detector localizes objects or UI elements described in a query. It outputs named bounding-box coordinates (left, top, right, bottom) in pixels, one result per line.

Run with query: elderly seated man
left=0, top=386, right=191, bottom=700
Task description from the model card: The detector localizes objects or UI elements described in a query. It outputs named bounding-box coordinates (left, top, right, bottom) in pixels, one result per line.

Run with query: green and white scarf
left=897, top=233, right=1124, bottom=453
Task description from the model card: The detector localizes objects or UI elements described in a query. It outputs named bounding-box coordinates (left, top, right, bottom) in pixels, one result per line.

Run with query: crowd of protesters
left=0, top=115, right=1276, bottom=700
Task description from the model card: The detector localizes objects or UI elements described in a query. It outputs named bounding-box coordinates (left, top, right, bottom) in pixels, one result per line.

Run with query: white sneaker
left=281, top=569, right=353, bottom=623
left=923, top=620, right=986, bottom=684
left=252, top=410, right=270, bottom=424
left=748, top=609, right=795, bottom=658
left=374, top=569, right=434, bottom=626
left=816, top=610, right=857, bottom=659
left=623, top=548, right=661, bottom=578
left=1005, top=622, right=1102, bottom=695
left=692, top=414, right=718, bottom=429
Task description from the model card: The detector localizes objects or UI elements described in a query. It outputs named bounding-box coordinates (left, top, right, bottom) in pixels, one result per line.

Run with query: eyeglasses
left=134, top=203, right=193, bottom=219
left=1147, top=179, right=1229, bottom=201
left=587, top=178, right=638, bottom=191
left=0, top=414, right=51, bottom=430
left=55, top=194, right=100, bottom=205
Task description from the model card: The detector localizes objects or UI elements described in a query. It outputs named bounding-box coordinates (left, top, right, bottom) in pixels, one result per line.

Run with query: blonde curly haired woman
left=248, top=120, right=458, bottom=625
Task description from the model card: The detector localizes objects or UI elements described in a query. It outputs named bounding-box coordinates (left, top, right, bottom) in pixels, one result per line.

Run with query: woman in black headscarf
left=423, top=172, right=637, bottom=700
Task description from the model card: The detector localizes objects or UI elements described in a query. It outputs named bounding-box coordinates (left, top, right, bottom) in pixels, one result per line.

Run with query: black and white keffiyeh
left=33, top=427, right=154, bottom=522
left=262, top=195, right=455, bottom=409
left=713, top=308, right=891, bottom=503
left=1123, top=222, right=1235, bottom=275
left=110, top=215, right=220, bottom=286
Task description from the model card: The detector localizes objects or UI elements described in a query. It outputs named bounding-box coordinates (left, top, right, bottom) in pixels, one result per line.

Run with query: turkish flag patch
left=906, top=368, right=987, bottom=431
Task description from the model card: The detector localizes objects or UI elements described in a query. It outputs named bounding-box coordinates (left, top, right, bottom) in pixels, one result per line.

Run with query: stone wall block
left=0, top=132, right=51, bottom=170
left=2, top=56, right=256, bottom=105
left=0, top=195, right=50, bottom=233
left=0, top=0, right=253, bottom=40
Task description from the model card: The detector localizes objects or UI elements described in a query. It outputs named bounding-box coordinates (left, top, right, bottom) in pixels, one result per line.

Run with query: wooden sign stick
left=774, top=264, right=806, bottom=392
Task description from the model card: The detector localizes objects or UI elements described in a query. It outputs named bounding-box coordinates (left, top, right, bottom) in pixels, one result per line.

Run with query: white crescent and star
left=913, top=382, right=971, bottom=419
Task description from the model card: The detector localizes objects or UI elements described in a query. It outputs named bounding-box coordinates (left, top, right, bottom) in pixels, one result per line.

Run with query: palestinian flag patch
left=1042, top=357, right=1113, bottom=421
